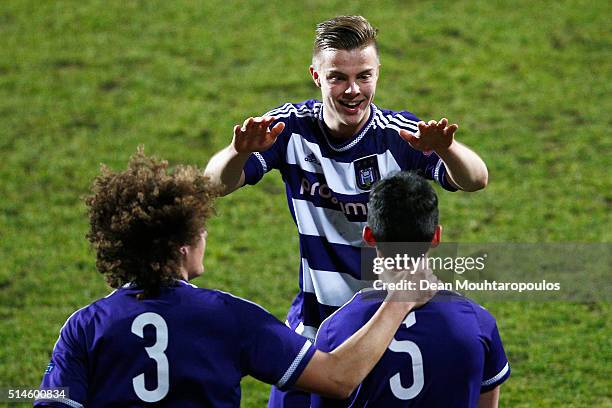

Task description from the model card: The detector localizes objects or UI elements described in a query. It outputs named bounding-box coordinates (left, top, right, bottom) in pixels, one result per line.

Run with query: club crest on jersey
left=354, top=155, right=380, bottom=191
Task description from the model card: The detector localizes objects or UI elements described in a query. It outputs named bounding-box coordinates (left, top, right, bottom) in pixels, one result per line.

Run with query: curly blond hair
left=85, top=147, right=219, bottom=298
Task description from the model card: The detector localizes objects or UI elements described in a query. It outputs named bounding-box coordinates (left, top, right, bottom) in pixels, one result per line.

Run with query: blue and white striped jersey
left=243, top=100, right=457, bottom=339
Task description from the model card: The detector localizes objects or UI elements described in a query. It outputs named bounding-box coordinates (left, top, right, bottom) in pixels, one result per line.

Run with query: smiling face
left=310, top=44, right=380, bottom=140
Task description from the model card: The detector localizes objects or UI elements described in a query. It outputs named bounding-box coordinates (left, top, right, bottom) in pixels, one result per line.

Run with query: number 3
left=131, top=312, right=170, bottom=402
left=388, top=312, right=424, bottom=400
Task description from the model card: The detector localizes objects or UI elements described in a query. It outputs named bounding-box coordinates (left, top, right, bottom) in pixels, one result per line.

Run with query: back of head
left=313, top=15, right=378, bottom=63
left=85, top=147, right=219, bottom=298
left=367, top=171, right=439, bottom=257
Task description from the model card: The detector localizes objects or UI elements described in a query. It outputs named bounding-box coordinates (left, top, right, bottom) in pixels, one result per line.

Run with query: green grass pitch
left=0, top=0, right=610, bottom=406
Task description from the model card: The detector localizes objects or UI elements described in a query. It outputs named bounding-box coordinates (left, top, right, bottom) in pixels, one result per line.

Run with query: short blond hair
left=313, top=15, right=378, bottom=62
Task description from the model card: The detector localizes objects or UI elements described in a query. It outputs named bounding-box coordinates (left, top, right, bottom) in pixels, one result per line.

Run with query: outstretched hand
left=399, top=118, right=458, bottom=153
left=232, top=116, right=285, bottom=154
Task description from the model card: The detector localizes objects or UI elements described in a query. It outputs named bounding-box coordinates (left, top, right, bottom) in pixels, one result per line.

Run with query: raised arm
left=203, top=116, right=285, bottom=195
left=399, top=118, right=488, bottom=191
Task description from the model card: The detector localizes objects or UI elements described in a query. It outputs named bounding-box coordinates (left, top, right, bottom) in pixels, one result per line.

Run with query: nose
left=344, top=81, right=360, bottom=96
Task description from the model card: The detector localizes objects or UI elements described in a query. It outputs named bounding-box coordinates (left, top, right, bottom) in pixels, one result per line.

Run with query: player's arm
left=478, top=386, right=500, bottom=408
left=399, top=118, right=488, bottom=191
left=203, top=116, right=284, bottom=195
left=294, top=299, right=415, bottom=399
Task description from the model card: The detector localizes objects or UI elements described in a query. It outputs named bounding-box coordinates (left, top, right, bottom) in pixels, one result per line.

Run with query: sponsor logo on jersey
left=354, top=155, right=380, bottom=191
left=304, top=153, right=321, bottom=165
left=44, top=362, right=55, bottom=374
left=300, top=178, right=367, bottom=217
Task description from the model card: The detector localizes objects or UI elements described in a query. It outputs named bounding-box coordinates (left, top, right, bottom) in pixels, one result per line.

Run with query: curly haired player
left=34, top=148, right=429, bottom=408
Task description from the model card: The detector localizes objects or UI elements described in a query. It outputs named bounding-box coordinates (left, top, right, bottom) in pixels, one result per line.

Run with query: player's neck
left=323, top=109, right=371, bottom=142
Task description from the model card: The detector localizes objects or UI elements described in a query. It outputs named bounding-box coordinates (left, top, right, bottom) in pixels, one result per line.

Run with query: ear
left=431, top=225, right=442, bottom=248
left=309, top=65, right=321, bottom=88
left=179, top=246, right=188, bottom=256
left=362, top=226, right=377, bottom=247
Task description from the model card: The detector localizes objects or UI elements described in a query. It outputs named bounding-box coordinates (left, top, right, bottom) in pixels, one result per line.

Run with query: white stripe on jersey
left=291, top=198, right=365, bottom=246
left=294, top=321, right=319, bottom=342
left=35, top=397, right=83, bottom=408
left=254, top=152, right=268, bottom=173
left=433, top=159, right=443, bottom=184
left=285, top=132, right=323, bottom=174
left=265, top=102, right=321, bottom=120
left=285, top=133, right=402, bottom=195
left=301, top=258, right=371, bottom=307
left=482, top=362, right=510, bottom=387
left=276, top=339, right=313, bottom=388
left=373, top=110, right=419, bottom=134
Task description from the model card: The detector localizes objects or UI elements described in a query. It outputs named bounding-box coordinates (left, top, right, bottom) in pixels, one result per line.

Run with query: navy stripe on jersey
left=243, top=100, right=457, bottom=334
left=299, top=234, right=371, bottom=274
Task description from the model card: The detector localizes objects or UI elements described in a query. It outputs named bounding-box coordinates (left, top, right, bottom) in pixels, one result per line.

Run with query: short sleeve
left=236, top=297, right=316, bottom=390
left=392, top=111, right=458, bottom=192
left=34, top=311, right=89, bottom=407
left=478, top=311, right=511, bottom=392
left=242, top=117, right=290, bottom=186
left=314, top=317, right=333, bottom=352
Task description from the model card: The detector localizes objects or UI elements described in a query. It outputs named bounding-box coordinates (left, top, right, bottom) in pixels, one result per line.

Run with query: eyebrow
left=327, top=68, right=375, bottom=76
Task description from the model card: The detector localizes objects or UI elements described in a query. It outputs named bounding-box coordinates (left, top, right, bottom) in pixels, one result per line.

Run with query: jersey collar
left=317, top=103, right=378, bottom=153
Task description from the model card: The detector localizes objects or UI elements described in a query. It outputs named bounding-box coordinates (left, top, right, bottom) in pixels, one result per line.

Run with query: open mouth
left=338, top=100, right=364, bottom=112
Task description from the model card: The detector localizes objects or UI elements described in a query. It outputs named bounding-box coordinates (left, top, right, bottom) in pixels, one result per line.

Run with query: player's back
left=313, top=290, right=510, bottom=407
left=36, top=280, right=311, bottom=408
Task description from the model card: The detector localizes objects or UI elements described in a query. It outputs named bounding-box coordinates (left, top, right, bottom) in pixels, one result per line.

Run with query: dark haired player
left=204, top=15, right=489, bottom=406
left=312, top=171, right=510, bottom=408
left=33, top=150, right=430, bottom=408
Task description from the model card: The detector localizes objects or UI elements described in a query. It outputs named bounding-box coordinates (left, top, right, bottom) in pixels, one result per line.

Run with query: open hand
left=232, top=116, right=285, bottom=153
left=399, top=118, right=458, bottom=153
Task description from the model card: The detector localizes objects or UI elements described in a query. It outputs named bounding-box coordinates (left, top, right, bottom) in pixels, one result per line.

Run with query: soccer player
left=311, top=171, right=510, bottom=407
left=33, top=149, right=428, bottom=408
left=204, top=15, right=489, bottom=406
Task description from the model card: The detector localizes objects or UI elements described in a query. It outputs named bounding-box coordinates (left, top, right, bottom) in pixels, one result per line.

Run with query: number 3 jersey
left=312, top=290, right=510, bottom=407
left=34, top=280, right=315, bottom=408
left=243, top=100, right=457, bottom=339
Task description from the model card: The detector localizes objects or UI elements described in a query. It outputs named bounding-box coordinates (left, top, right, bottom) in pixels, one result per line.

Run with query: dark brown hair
left=313, top=15, right=378, bottom=60
left=85, top=147, right=219, bottom=298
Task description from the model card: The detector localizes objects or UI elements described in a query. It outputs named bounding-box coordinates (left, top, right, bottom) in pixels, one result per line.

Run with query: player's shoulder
left=264, top=99, right=322, bottom=121
left=372, top=104, right=421, bottom=134
left=433, top=291, right=498, bottom=332
left=202, top=287, right=277, bottom=317
left=317, top=289, right=382, bottom=348
left=54, top=287, right=125, bottom=336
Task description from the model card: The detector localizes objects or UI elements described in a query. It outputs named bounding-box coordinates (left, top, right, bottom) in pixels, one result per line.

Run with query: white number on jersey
left=131, top=312, right=170, bottom=402
left=388, top=312, right=424, bottom=400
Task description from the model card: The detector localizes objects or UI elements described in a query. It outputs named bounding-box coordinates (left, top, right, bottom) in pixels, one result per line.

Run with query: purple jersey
left=34, top=280, right=315, bottom=408
left=312, top=290, right=510, bottom=407
left=243, top=100, right=457, bottom=339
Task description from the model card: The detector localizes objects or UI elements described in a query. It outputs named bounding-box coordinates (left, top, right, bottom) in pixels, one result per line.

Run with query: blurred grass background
left=0, top=0, right=610, bottom=406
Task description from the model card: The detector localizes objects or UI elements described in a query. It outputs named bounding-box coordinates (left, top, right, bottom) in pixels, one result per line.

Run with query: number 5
left=131, top=312, right=170, bottom=402
left=388, top=312, right=424, bottom=400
